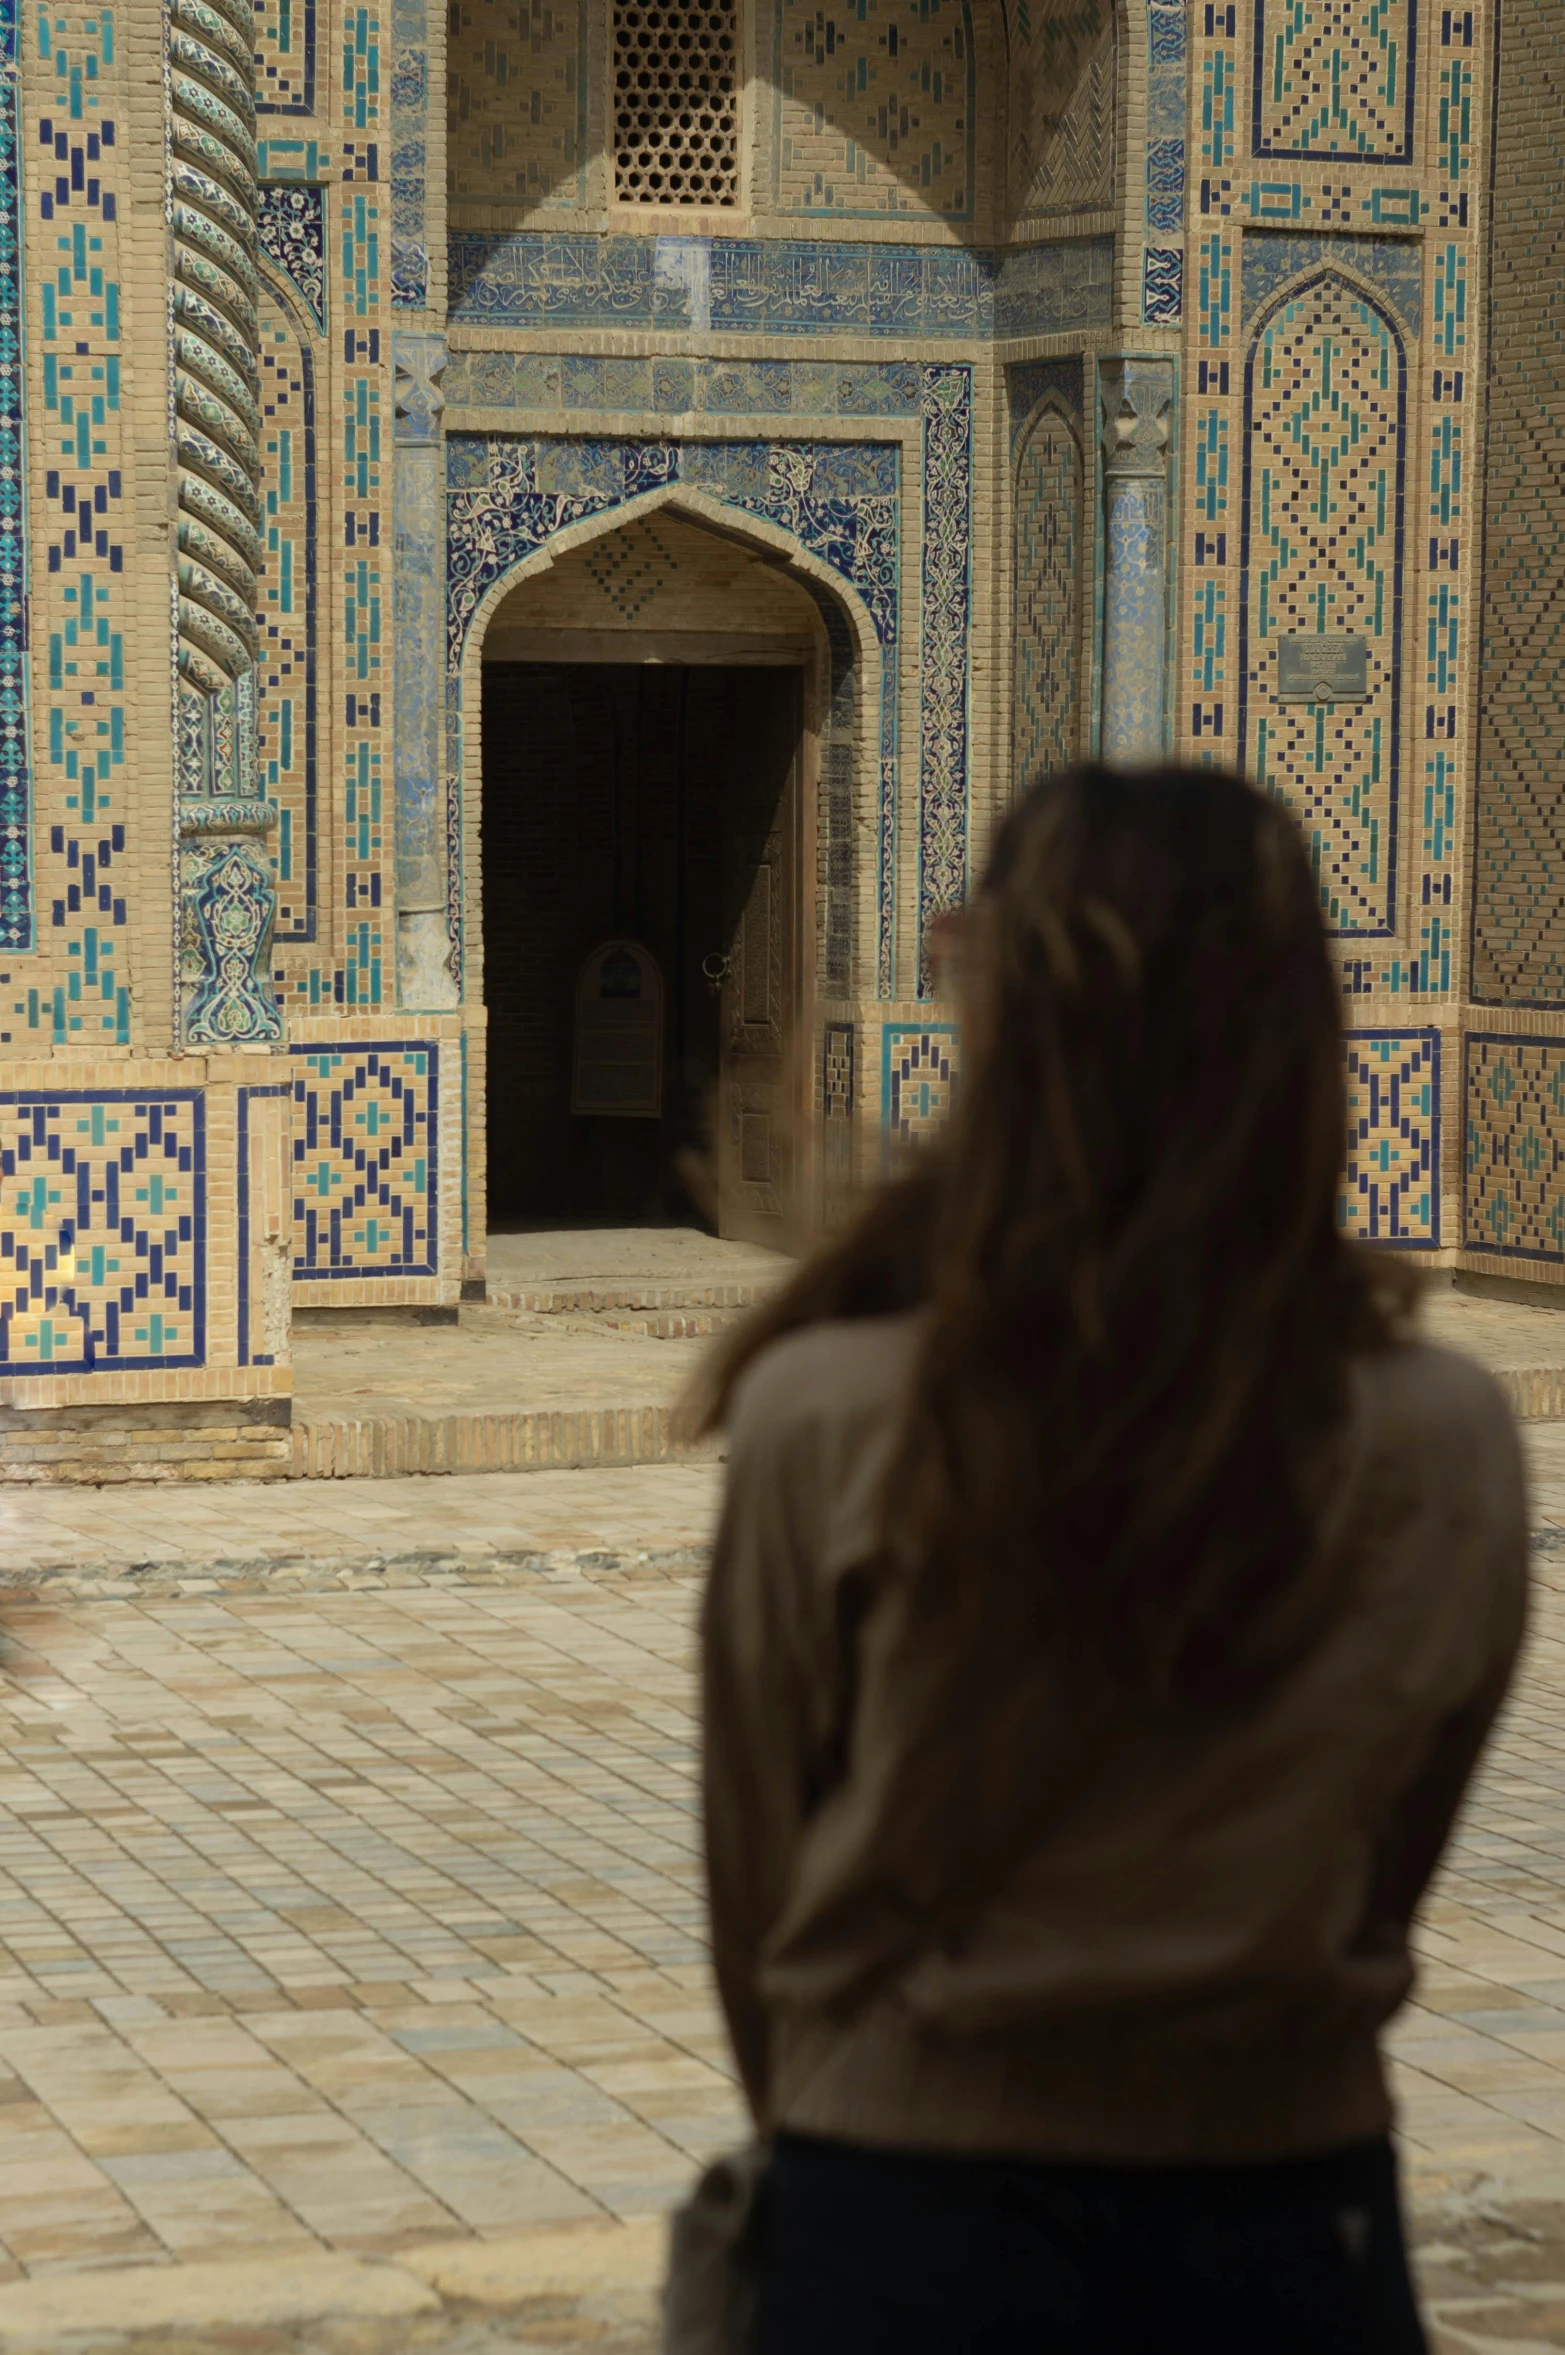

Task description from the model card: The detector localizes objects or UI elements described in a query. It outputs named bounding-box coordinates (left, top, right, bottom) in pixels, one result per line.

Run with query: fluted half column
left=170, top=0, right=263, bottom=696
left=168, top=0, right=279, bottom=1046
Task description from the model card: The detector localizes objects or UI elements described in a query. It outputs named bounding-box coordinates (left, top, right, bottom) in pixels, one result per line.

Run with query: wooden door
left=717, top=669, right=801, bottom=1246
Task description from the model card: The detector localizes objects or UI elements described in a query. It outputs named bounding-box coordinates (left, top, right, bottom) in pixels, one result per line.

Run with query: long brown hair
left=697, top=763, right=1415, bottom=1703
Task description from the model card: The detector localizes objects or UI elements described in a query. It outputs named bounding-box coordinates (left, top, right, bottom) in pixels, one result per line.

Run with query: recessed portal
left=482, top=661, right=802, bottom=1241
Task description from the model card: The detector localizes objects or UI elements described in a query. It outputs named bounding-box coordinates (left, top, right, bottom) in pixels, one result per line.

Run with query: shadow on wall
left=446, top=0, right=990, bottom=226
left=1006, top=0, right=1117, bottom=235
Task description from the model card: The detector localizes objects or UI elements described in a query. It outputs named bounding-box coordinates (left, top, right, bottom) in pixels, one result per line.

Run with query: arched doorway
left=479, top=508, right=828, bottom=1247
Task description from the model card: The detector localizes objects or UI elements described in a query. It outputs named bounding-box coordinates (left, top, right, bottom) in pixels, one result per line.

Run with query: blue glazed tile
left=258, top=184, right=326, bottom=332
left=1142, top=247, right=1184, bottom=324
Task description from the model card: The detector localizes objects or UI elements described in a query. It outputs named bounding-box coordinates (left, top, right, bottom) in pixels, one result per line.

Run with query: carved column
left=1099, top=358, right=1174, bottom=766
left=393, top=333, right=458, bottom=1008
left=169, top=0, right=280, bottom=1044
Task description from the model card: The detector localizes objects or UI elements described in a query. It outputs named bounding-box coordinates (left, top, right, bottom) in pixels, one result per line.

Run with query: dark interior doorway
left=482, top=662, right=802, bottom=1232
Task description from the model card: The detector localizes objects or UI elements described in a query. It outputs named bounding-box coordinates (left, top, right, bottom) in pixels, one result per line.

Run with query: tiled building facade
left=0, top=0, right=1559, bottom=1470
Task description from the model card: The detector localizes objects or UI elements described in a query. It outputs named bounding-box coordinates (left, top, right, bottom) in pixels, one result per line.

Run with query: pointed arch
left=1012, top=394, right=1085, bottom=792
left=452, top=477, right=888, bottom=1010
left=1239, top=267, right=1408, bottom=938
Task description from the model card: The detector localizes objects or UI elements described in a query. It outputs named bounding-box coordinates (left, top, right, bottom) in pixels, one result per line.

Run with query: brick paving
left=0, top=1389, right=1563, bottom=2337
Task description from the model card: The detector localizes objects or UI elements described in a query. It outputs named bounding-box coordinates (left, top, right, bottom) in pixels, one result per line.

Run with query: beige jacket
left=701, top=1315, right=1528, bottom=2163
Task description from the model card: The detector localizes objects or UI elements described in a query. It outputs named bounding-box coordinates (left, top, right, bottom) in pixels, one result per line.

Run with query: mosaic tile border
left=0, top=7, right=29, bottom=952
left=0, top=1089, right=208, bottom=1376
left=391, top=0, right=428, bottom=307
left=26, top=5, right=131, bottom=1029
left=1142, top=1, right=1187, bottom=322
left=918, top=366, right=973, bottom=976
left=258, top=329, right=318, bottom=947
left=446, top=231, right=1115, bottom=343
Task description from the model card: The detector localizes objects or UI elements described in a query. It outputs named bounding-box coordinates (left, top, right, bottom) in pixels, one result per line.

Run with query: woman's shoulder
left=1350, top=1337, right=1525, bottom=1527
left=727, top=1312, right=924, bottom=1448
left=1353, top=1335, right=1517, bottom=1445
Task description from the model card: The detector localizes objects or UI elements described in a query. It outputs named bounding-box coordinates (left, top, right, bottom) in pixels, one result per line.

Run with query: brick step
left=464, top=1299, right=750, bottom=1341
left=290, top=1402, right=721, bottom=1480
left=479, top=1277, right=780, bottom=1316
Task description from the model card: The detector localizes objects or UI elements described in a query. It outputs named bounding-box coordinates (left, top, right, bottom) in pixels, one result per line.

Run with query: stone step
left=290, top=1401, right=721, bottom=1479
left=1492, top=1365, right=1565, bottom=1422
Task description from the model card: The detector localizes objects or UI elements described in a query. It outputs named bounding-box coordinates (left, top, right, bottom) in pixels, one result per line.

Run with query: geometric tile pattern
left=1470, top=0, right=1565, bottom=1004
left=447, top=0, right=586, bottom=214
left=1241, top=275, right=1406, bottom=935
left=1464, top=1035, right=1565, bottom=1260
left=882, top=1023, right=959, bottom=1152
left=1252, top=0, right=1415, bottom=163
left=257, top=300, right=318, bottom=946
left=1185, top=0, right=1238, bottom=773
left=0, top=1092, right=206, bottom=1373
left=291, top=1044, right=439, bottom=1279
left=21, top=4, right=132, bottom=1038
left=0, top=12, right=28, bottom=952
left=1012, top=399, right=1082, bottom=792
left=255, top=0, right=317, bottom=111
left=1341, top=1031, right=1438, bottom=1246
left=773, top=0, right=973, bottom=220
left=1405, top=3, right=1478, bottom=1004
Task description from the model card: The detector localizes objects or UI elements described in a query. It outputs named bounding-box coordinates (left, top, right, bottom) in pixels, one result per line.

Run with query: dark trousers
left=758, top=2130, right=1427, bottom=2355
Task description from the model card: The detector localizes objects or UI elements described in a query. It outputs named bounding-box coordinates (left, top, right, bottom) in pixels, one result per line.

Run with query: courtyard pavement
left=2, top=1369, right=1565, bottom=2339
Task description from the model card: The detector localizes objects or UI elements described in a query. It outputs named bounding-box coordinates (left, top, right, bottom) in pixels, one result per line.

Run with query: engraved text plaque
left=1276, top=635, right=1371, bottom=703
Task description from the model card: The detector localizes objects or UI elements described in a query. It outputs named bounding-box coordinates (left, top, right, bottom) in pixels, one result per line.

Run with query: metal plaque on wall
left=1276, top=635, right=1371, bottom=703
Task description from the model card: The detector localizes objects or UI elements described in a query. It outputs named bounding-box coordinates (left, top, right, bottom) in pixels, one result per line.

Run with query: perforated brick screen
left=613, top=0, right=740, bottom=206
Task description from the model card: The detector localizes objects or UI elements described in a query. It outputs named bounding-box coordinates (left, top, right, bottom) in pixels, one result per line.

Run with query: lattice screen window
left=613, top=0, right=740, bottom=206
